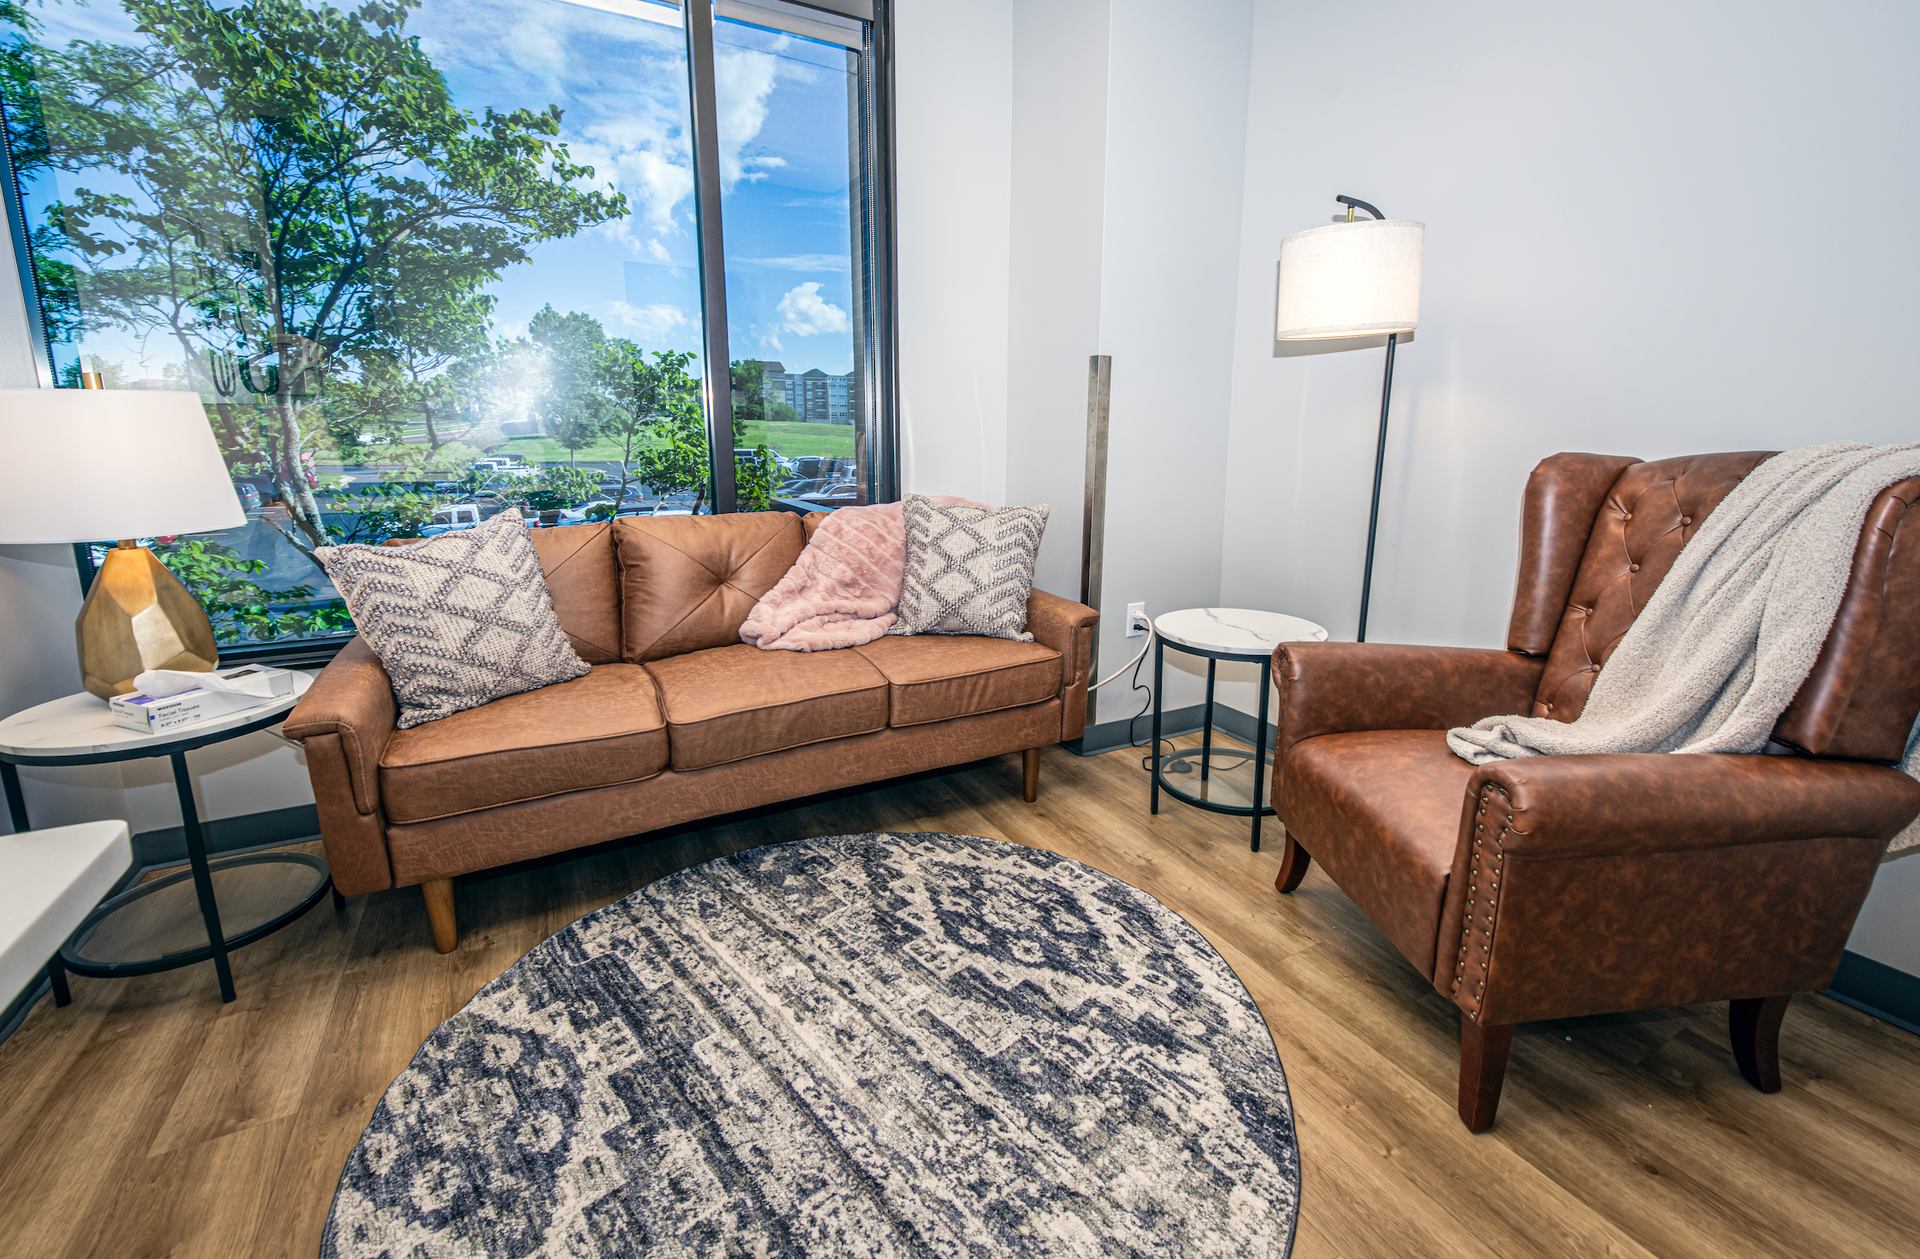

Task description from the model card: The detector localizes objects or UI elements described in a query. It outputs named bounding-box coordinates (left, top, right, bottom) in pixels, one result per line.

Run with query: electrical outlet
left=1126, top=602, right=1148, bottom=637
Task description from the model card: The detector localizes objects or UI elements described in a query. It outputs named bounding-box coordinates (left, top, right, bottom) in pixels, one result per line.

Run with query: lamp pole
left=1356, top=330, right=1396, bottom=643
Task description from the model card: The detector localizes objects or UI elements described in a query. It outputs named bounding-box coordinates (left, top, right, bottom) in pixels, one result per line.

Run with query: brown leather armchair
left=1271, top=452, right=1920, bottom=1131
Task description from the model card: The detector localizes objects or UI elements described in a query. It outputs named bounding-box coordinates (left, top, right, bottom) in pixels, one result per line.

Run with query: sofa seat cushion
left=1283, top=728, right=1473, bottom=980
left=853, top=635, right=1061, bottom=727
left=645, top=644, right=889, bottom=771
left=379, top=664, right=668, bottom=824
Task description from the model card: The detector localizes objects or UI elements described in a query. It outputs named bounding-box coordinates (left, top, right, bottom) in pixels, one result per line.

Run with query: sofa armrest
left=284, top=637, right=395, bottom=816
left=1026, top=588, right=1099, bottom=742
left=1275, top=642, right=1545, bottom=752
left=1436, top=752, right=1920, bottom=1024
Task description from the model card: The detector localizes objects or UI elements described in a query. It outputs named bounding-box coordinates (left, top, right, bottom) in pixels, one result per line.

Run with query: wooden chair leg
left=1023, top=747, right=1040, bottom=803
left=421, top=878, right=457, bottom=954
left=1458, top=1015, right=1515, bottom=1132
left=1730, top=994, right=1791, bottom=1093
left=1274, top=833, right=1311, bottom=893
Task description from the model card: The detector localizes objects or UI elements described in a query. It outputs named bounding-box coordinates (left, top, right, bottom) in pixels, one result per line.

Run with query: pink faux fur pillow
left=740, top=497, right=984, bottom=651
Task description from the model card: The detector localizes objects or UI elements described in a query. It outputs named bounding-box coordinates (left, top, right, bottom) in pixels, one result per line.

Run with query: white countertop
left=0, top=673, right=313, bottom=760
left=1153, top=608, right=1329, bottom=657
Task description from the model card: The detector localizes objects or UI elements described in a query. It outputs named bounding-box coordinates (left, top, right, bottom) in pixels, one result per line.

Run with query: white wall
left=1221, top=0, right=1920, bottom=648
left=902, top=0, right=1257, bottom=724
left=1216, top=0, right=1920, bottom=974
left=1084, top=0, right=1255, bottom=723
left=894, top=0, right=1013, bottom=508
left=1004, top=0, right=1110, bottom=603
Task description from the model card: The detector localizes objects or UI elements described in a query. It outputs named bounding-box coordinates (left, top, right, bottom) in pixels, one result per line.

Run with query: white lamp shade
left=0, top=389, right=247, bottom=543
left=1276, top=219, right=1424, bottom=340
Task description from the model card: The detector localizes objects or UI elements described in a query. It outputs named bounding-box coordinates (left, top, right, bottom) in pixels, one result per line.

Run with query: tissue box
left=109, top=667, right=295, bottom=735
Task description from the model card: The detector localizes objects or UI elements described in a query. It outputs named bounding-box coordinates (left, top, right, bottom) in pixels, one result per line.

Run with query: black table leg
left=48, top=956, right=70, bottom=1007
left=170, top=750, right=236, bottom=1003
left=1200, top=658, right=1217, bottom=783
left=1150, top=636, right=1165, bottom=815
left=2, top=760, right=27, bottom=834
left=1251, top=656, right=1272, bottom=853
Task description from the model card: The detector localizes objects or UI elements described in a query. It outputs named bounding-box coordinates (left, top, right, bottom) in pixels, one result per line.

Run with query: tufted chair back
left=614, top=511, right=804, bottom=662
left=1506, top=452, right=1920, bottom=762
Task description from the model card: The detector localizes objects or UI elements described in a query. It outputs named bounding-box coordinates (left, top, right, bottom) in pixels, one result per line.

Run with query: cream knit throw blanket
left=1448, top=441, right=1920, bottom=855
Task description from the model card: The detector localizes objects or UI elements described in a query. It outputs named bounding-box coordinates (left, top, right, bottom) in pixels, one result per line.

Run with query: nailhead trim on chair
left=1452, top=782, right=1512, bottom=1017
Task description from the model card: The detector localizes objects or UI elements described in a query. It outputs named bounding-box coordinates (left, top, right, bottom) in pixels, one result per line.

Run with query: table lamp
left=0, top=387, right=245, bottom=697
left=1276, top=195, right=1423, bottom=641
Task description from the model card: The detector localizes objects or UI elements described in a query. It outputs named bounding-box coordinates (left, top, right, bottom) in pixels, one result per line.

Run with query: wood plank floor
left=2, top=735, right=1916, bottom=1258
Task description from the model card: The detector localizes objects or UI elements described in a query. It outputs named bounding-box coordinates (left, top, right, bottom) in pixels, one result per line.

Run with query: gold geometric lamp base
left=76, top=541, right=220, bottom=698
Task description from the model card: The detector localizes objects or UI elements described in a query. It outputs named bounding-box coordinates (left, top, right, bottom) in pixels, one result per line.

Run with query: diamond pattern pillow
left=316, top=511, right=589, bottom=728
left=889, top=495, right=1049, bottom=640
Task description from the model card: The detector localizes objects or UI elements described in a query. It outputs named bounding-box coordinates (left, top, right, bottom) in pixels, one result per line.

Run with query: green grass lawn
left=486, top=420, right=855, bottom=465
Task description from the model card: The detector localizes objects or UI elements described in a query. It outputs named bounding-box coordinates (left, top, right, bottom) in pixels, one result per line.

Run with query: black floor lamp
left=1275, top=196, right=1424, bottom=642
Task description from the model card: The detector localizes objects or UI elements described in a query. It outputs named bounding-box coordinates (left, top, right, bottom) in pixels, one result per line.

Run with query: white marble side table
left=1150, top=609, right=1329, bottom=851
left=0, top=674, right=335, bottom=1004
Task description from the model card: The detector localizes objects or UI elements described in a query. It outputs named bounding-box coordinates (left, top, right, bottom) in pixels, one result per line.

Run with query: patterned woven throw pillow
left=315, top=510, right=589, bottom=728
left=889, top=495, right=1049, bottom=640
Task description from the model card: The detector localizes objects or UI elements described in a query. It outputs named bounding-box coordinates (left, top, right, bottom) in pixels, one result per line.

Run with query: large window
left=0, top=0, right=894, bottom=662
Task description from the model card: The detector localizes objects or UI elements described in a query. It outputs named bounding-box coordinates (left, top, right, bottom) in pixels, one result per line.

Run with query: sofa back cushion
left=616, top=512, right=804, bottom=662
left=1528, top=451, right=1772, bottom=722
left=529, top=521, right=623, bottom=664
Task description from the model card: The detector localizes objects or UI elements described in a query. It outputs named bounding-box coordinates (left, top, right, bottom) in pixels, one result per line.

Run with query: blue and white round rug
left=324, top=832, right=1300, bottom=1257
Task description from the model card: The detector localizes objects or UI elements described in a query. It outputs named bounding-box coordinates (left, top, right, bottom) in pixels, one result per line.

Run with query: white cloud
left=646, top=238, right=674, bottom=264
left=732, top=253, right=849, bottom=272
left=570, top=118, right=694, bottom=238
left=714, top=47, right=788, bottom=189
left=605, top=300, right=694, bottom=340
left=503, top=18, right=569, bottom=87
left=775, top=283, right=850, bottom=337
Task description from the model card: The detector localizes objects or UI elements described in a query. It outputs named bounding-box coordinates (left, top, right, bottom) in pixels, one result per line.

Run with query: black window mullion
left=866, top=0, right=898, bottom=504
left=682, top=0, right=738, bottom=514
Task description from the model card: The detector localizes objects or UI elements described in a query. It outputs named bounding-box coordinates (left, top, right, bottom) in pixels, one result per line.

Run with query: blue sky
left=18, top=0, right=860, bottom=380
left=409, top=0, right=860, bottom=377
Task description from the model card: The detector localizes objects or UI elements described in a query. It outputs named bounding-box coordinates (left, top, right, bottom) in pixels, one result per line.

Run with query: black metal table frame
left=1150, top=635, right=1274, bottom=852
left=1, top=703, right=338, bottom=1006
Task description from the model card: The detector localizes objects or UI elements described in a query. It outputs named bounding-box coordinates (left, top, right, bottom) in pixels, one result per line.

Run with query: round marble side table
left=0, top=674, right=335, bottom=1004
left=1150, top=609, right=1329, bottom=851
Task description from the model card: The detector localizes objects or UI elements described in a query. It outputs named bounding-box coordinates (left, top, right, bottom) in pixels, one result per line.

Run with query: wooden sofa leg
left=1458, top=1015, right=1515, bottom=1133
left=1023, top=747, right=1040, bottom=802
left=422, top=878, right=457, bottom=954
left=1275, top=834, right=1312, bottom=893
left=1730, top=995, right=1791, bottom=1093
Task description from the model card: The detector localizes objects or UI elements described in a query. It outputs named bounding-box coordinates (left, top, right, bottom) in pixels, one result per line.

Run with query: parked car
left=420, top=494, right=513, bottom=535
left=233, top=481, right=262, bottom=513
left=580, top=484, right=650, bottom=519
left=421, top=503, right=486, bottom=535
left=790, top=482, right=861, bottom=508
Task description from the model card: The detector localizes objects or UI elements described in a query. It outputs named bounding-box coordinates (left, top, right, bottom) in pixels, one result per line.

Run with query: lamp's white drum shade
left=0, top=389, right=247, bottom=543
left=1276, top=219, right=1424, bottom=340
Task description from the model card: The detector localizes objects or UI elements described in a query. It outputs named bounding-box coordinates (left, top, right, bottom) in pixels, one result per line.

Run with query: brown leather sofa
left=1270, top=452, right=1920, bottom=1131
left=286, top=511, right=1098, bottom=951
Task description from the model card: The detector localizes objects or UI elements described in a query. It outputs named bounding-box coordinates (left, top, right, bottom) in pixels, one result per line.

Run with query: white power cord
left=1082, top=610, right=1160, bottom=759
left=1089, top=610, right=1154, bottom=692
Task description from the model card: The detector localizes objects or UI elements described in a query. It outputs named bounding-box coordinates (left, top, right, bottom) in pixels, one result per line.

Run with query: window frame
left=1, top=0, right=899, bottom=665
